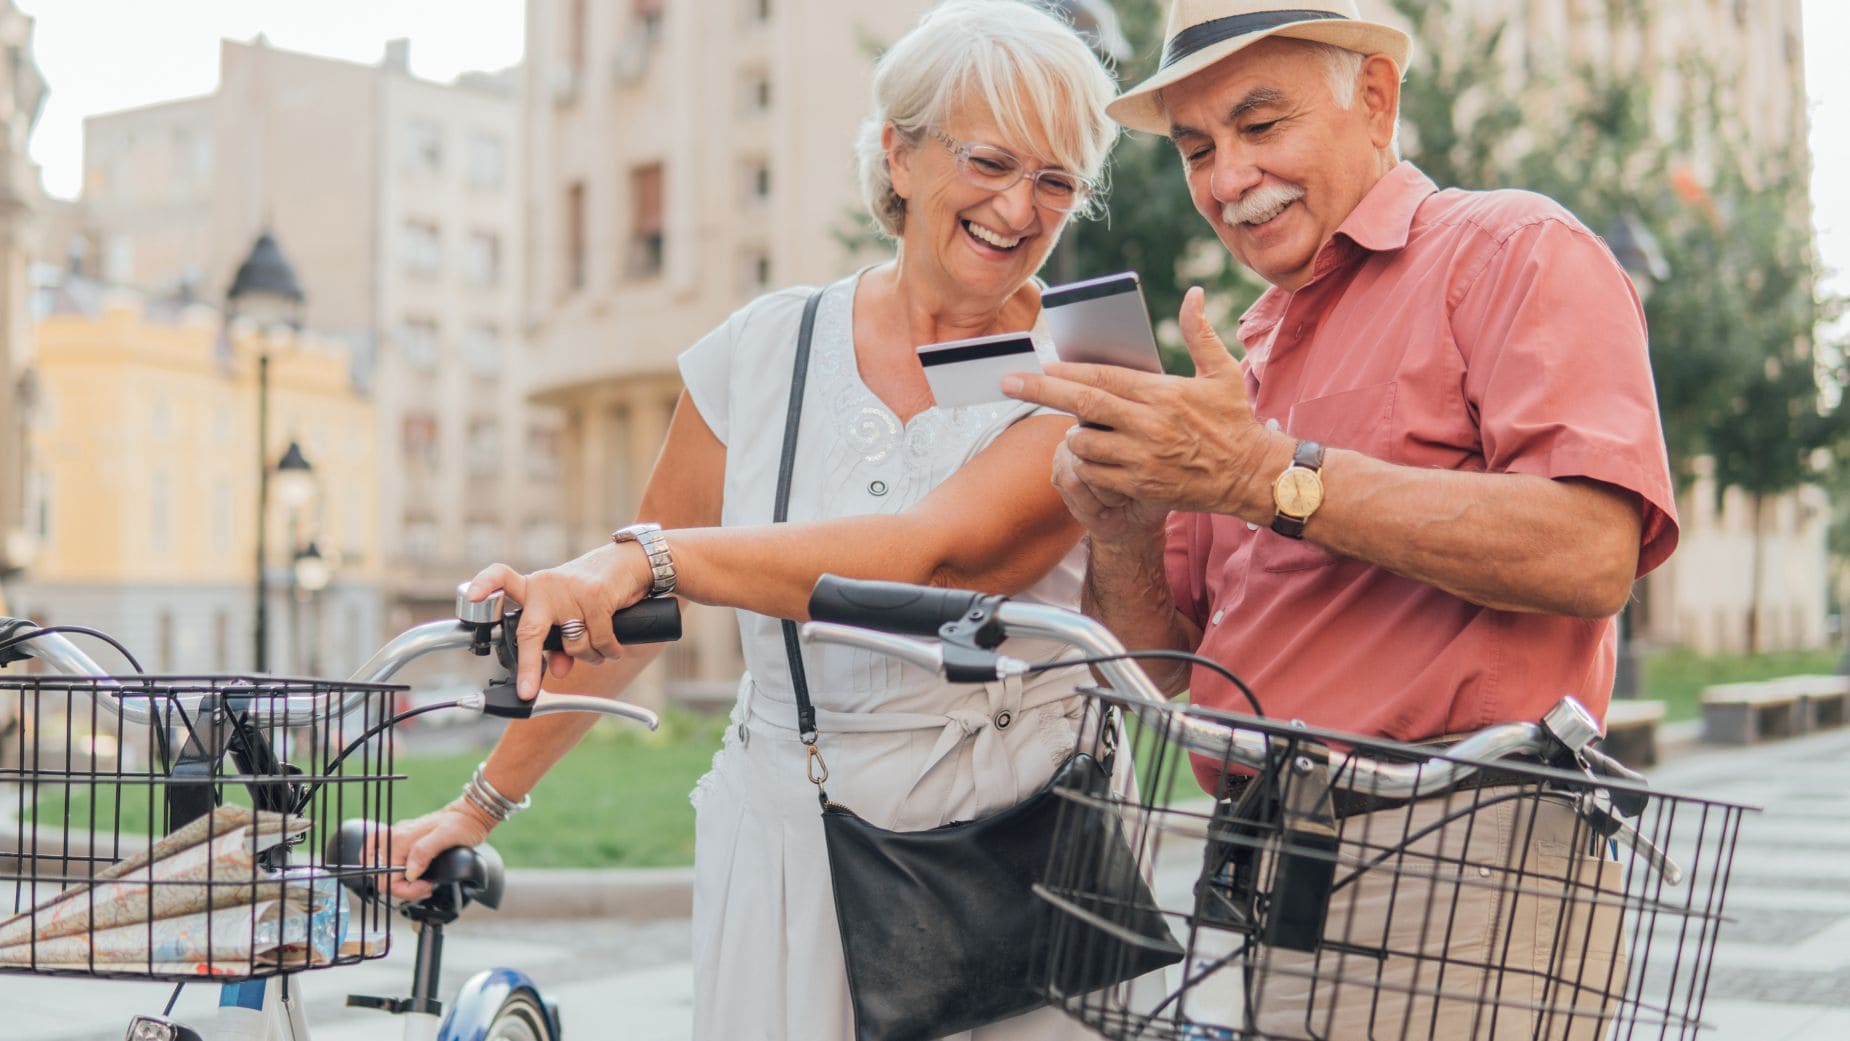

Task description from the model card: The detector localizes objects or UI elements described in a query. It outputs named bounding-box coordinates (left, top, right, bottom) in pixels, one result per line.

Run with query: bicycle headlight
left=125, top=1016, right=203, bottom=1041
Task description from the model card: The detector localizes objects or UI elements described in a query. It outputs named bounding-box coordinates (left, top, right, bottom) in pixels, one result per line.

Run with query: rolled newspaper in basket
left=0, top=675, right=401, bottom=980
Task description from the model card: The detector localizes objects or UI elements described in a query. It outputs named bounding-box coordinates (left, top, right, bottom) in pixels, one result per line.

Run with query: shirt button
left=994, top=710, right=1013, bottom=729
left=1247, top=522, right=1259, bottom=532
left=868, top=480, right=888, bottom=496
left=1211, top=609, right=1225, bottom=625
left=1265, top=417, right=1281, bottom=432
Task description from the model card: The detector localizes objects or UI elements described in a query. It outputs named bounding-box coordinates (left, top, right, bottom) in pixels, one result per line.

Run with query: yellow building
left=12, top=286, right=381, bottom=675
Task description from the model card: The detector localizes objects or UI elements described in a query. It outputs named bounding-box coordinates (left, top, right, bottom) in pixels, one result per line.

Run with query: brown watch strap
left=1269, top=440, right=1326, bottom=539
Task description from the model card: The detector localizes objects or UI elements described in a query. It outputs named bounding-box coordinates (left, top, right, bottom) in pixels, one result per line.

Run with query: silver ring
left=558, top=618, right=589, bottom=642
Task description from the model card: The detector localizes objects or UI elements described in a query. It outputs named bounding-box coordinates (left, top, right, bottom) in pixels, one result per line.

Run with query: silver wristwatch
left=611, top=522, right=677, bottom=596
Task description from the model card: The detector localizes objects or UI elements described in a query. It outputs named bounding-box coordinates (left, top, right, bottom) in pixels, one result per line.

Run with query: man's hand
left=1048, top=443, right=1170, bottom=544
left=1006, top=286, right=1284, bottom=522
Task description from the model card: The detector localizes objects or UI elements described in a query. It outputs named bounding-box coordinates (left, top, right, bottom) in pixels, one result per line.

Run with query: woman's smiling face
left=888, top=99, right=1073, bottom=303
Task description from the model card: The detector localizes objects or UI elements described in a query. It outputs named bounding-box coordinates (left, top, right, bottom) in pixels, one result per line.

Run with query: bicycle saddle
left=327, top=819, right=507, bottom=922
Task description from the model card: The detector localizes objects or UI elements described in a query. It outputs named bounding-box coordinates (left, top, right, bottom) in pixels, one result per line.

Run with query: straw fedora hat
left=1108, top=1, right=1412, bottom=134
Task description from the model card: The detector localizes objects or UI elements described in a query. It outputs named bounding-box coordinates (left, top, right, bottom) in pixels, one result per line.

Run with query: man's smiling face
left=1162, top=38, right=1399, bottom=290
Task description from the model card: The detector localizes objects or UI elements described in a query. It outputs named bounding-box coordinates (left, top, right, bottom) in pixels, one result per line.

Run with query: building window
left=464, top=231, right=502, bottom=286
left=461, top=322, right=501, bottom=377
left=465, top=520, right=502, bottom=563
left=739, top=247, right=770, bottom=294
left=527, top=422, right=563, bottom=482
left=28, top=470, right=51, bottom=545
left=466, top=417, right=501, bottom=478
left=627, top=163, right=665, bottom=279
left=213, top=610, right=230, bottom=671
left=741, top=69, right=771, bottom=114
left=401, top=219, right=441, bottom=276
left=635, top=0, right=664, bottom=40
left=522, top=520, right=566, bottom=564
left=404, top=119, right=444, bottom=175
left=402, top=412, right=440, bottom=471
left=742, top=158, right=770, bottom=205
left=399, top=317, right=441, bottom=370
left=403, top=516, right=440, bottom=562
left=564, top=0, right=588, bottom=75
left=466, top=133, right=505, bottom=189
left=565, top=181, right=587, bottom=292
left=150, top=469, right=170, bottom=553
left=213, top=479, right=232, bottom=554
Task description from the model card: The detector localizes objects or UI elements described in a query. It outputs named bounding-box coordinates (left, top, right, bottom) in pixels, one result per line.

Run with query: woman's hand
left=372, top=801, right=497, bottom=902
left=469, top=541, right=653, bottom=699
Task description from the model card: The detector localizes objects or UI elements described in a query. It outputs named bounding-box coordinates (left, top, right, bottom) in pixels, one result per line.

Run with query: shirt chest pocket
left=1254, top=380, right=1398, bottom=573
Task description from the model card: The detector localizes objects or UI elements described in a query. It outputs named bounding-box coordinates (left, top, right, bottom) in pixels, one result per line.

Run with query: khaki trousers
left=1205, top=790, right=1629, bottom=1040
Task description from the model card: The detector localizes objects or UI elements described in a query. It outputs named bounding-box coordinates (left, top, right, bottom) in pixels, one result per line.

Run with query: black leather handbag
left=773, top=290, right=1181, bottom=1041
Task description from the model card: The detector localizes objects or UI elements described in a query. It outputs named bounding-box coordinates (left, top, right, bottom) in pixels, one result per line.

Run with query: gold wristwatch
left=1269, top=440, right=1326, bottom=539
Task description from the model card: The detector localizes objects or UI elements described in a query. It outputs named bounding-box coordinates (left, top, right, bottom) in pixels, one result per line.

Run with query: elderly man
left=1007, top=1, right=1678, bottom=1037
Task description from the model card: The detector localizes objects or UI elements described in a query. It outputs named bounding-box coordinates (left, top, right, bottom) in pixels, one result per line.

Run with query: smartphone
left=1042, top=271, right=1164, bottom=374
left=917, top=331, right=1044, bottom=408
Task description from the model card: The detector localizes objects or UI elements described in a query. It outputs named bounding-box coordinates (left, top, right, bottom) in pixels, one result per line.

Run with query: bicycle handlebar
left=1, top=586, right=683, bottom=727
left=807, top=576, right=1003, bottom=638
left=801, top=575, right=1581, bottom=801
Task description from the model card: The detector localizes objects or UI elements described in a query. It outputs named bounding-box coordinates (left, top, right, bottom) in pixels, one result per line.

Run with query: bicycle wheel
left=484, top=992, right=556, bottom=1041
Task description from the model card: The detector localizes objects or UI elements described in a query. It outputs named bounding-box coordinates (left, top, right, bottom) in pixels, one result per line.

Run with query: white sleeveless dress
left=677, top=272, right=1104, bottom=1041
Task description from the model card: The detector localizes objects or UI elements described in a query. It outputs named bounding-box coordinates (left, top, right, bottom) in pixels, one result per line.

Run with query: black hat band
left=1161, top=9, right=1349, bottom=70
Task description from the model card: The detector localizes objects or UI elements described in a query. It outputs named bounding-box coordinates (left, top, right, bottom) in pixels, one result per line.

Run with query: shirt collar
left=1332, top=161, right=1438, bottom=254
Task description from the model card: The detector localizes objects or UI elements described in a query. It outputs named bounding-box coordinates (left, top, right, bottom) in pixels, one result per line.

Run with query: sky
left=13, top=0, right=1850, bottom=300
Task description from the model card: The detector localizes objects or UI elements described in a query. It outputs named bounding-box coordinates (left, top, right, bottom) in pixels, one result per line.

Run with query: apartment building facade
left=12, top=292, right=381, bottom=675
left=70, top=37, right=561, bottom=640
left=0, top=0, right=45, bottom=596
left=519, top=0, right=936, bottom=702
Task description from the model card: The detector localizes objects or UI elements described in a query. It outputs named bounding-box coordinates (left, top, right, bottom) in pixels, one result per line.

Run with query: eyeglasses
left=929, top=129, right=1093, bottom=213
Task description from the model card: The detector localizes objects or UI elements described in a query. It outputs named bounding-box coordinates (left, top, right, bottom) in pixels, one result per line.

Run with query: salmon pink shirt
left=1165, top=163, right=1678, bottom=775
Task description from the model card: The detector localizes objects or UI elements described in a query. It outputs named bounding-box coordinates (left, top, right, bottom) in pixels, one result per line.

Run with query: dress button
left=1247, top=522, right=1259, bottom=532
left=1211, top=609, right=1225, bottom=625
left=994, top=710, right=1012, bottom=729
left=1265, top=417, right=1281, bottom=432
left=868, top=480, right=888, bottom=496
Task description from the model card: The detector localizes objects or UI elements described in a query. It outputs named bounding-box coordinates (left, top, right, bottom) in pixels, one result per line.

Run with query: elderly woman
left=385, top=2, right=1118, bottom=1037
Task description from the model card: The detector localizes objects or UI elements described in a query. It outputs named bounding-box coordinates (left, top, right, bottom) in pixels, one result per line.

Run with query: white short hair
left=1289, top=39, right=1402, bottom=155
left=855, top=0, right=1120, bottom=239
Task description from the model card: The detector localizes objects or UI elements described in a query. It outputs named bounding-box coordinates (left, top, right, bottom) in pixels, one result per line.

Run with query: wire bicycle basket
left=0, top=674, right=402, bottom=981
left=1035, top=694, right=1753, bottom=1041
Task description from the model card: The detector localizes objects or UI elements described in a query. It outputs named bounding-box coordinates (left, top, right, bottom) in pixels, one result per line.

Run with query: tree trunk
left=1747, top=492, right=1765, bottom=655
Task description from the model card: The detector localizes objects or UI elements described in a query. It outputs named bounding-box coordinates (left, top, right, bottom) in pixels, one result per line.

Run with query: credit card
left=917, top=332, right=1043, bottom=408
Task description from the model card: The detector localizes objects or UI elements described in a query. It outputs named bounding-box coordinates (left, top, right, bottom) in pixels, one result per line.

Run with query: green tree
left=1068, top=0, right=1264, bottom=373
left=1391, top=0, right=1845, bottom=651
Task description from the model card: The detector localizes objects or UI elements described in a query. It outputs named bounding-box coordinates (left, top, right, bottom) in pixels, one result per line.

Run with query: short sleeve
left=1452, top=219, right=1680, bottom=576
left=677, top=312, right=740, bottom=445
left=1164, top=511, right=1211, bottom=630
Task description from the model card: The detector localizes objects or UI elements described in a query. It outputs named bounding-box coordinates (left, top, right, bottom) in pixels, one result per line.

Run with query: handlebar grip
left=539, top=597, right=683, bottom=651
left=807, top=575, right=1000, bottom=637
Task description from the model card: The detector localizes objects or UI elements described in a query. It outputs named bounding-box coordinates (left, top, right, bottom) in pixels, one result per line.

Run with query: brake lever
left=1576, top=792, right=1683, bottom=885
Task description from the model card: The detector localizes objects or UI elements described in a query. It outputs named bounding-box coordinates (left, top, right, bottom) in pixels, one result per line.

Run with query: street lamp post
left=227, top=231, right=307, bottom=673
left=292, top=540, right=332, bottom=676
left=1606, top=212, right=1668, bottom=699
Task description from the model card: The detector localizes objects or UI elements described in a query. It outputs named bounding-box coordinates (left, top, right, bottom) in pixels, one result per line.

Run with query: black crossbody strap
left=778, top=289, right=826, bottom=740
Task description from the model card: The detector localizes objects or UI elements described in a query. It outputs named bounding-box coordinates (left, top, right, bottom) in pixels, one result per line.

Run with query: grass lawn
left=390, top=710, right=728, bottom=869
left=1640, top=646, right=1842, bottom=722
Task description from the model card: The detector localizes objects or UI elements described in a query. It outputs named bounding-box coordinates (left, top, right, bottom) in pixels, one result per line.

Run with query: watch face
left=1274, top=468, right=1325, bottom=518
